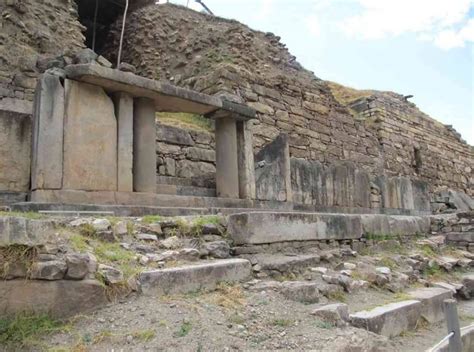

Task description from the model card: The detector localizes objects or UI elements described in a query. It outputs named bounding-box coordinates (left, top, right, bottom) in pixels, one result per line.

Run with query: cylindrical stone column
left=133, top=98, right=156, bottom=193
left=215, top=117, right=239, bottom=198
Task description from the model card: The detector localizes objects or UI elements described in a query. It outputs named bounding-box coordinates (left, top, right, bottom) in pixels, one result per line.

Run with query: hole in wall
left=413, top=147, right=422, bottom=174
left=74, top=0, right=126, bottom=54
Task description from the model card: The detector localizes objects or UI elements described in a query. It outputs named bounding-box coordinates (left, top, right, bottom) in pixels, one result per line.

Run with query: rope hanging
left=117, top=0, right=129, bottom=68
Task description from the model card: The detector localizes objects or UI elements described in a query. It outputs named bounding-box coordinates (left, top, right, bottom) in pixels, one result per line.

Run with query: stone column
left=237, top=120, right=256, bottom=199
left=113, top=92, right=133, bottom=192
left=133, top=98, right=156, bottom=193
left=215, top=117, right=239, bottom=198
left=31, top=73, right=65, bottom=190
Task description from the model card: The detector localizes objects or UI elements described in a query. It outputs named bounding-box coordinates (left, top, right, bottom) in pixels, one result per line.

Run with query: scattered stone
left=160, top=235, right=182, bottom=249
left=118, top=62, right=136, bottom=73
left=92, top=218, right=111, bottom=232
left=376, top=267, right=391, bottom=275
left=279, top=281, right=320, bottom=303
left=432, top=281, right=457, bottom=294
left=65, top=253, right=92, bottom=280
left=335, top=262, right=356, bottom=270
left=200, top=241, right=231, bottom=259
left=98, top=264, right=124, bottom=284
left=311, top=267, right=328, bottom=275
left=178, top=248, right=200, bottom=261
left=73, top=48, right=98, bottom=64
left=460, top=274, right=474, bottom=299
left=96, top=55, right=112, bottom=68
left=114, top=221, right=129, bottom=236
left=136, top=233, right=158, bottom=241
left=30, top=260, right=67, bottom=280
left=311, top=303, right=349, bottom=326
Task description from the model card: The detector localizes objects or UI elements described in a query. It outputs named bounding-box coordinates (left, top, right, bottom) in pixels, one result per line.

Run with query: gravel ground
left=19, top=284, right=470, bottom=352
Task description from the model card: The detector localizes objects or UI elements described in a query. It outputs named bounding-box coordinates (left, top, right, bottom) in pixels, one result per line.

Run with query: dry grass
left=157, top=112, right=214, bottom=133
left=207, top=282, right=246, bottom=309
left=326, top=81, right=375, bottom=106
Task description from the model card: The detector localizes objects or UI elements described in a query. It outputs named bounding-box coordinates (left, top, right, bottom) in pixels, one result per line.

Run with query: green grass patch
left=378, top=256, right=398, bottom=270
left=314, top=320, right=335, bottom=329
left=141, top=215, right=163, bottom=224
left=79, top=223, right=97, bottom=238
left=0, top=211, right=45, bottom=220
left=0, top=314, right=66, bottom=349
left=69, top=234, right=90, bottom=253
left=157, top=112, right=214, bottom=133
left=132, top=329, right=156, bottom=342
left=174, top=321, right=192, bottom=338
left=327, top=290, right=346, bottom=302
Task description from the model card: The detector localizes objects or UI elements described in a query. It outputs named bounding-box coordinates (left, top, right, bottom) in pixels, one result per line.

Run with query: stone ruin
left=0, top=1, right=474, bottom=348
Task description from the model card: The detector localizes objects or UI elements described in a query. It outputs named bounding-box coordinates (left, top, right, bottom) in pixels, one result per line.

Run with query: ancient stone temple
left=0, top=0, right=472, bottom=215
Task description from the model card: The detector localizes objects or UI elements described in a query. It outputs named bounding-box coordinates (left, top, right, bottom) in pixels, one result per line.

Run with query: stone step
left=156, top=183, right=216, bottom=197
left=446, top=232, right=474, bottom=242
left=156, top=175, right=214, bottom=189
left=228, top=212, right=430, bottom=245
left=350, top=300, right=422, bottom=338
left=407, top=287, right=452, bottom=323
left=139, top=258, right=251, bottom=296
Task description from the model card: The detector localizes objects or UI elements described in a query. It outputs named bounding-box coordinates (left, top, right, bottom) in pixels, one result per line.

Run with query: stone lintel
left=64, top=64, right=256, bottom=119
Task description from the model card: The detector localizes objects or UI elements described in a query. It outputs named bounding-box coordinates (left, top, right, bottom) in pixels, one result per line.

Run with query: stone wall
left=350, top=93, right=474, bottom=196
left=430, top=211, right=474, bottom=252
left=156, top=123, right=216, bottom=188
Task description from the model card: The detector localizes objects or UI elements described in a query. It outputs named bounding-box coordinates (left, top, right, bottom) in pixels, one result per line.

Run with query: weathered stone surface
left=407, top=287, right=452, bottom=323
left=114, top=92, right=134, bottom=192
left=255, top=134, right=291, bottom=201
left=0, top=279, right=108, bottom=318
left=63, top=79, right=117, bottom=191
left=98, top=264, right=124, bottom=284
left=311, top=303, right=349, bottom=326
left=460, top=274, right=474, bottom=299
left=139, top=258, right=251, bottom=295
left=0, top=110, right=31, bottom=192
left=65, top=253, right=95, bottom=280
left=215, top=117, right=239, bottom=198
left=228, top=212, right=363, bottom=245
left=279, top=281, right=320, bottom=303
left=30, top=260, right=67, bottom=280
left=31, top=73, right=64, bottom=190
left=200, top=241, right=231, bottom=259
left=360, top=214, right=430, bottom=236
left=350, top=300, right=422, bottom=337
left=157, top=124, right=194, bottom=146
left=0, top=217, right=54, bottom=246
left=185, top=147, right=215, bottom=162
left=248, top=254, right=321, bottom=274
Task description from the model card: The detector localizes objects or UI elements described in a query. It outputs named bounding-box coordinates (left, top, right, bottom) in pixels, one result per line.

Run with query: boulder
left=92, top=218, right=111, bottom=232
left=136, top=233, right=158, bottom=241
left=30, top=260, right=67, bottom=280
left=160, top=236, right=182, bottom=249
left=200, top=241, right=231, bottom=259
left=279, top=281, right=320, bottom=303
left=460, top=274, right=474, bottom=299
left=98, top=264, right=124, bottom=284
left=311, top=303, right=349, bottom=326
left=65, top=253, right=94, bottom=280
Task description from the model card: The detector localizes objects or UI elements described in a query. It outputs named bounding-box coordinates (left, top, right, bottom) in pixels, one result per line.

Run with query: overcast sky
left=158, top=0, right=474, bottom=145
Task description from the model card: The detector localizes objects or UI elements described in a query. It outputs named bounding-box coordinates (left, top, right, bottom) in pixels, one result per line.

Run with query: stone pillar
left=215, top=117, right=239, bottom=198
left=113, top=92, right=133, bottom=192
left=31, top=73, right=65, bottom=190
left=133, top=98, right=156, bottom=193
left=237, top=120, right=256, bottom=199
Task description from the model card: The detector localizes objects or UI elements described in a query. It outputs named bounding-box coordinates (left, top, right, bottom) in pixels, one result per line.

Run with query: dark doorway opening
left=74, top=0, right=125, bottom=54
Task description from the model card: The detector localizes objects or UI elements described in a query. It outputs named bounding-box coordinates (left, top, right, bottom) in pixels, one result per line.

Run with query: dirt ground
left=16, top=284, right=471, bottom=352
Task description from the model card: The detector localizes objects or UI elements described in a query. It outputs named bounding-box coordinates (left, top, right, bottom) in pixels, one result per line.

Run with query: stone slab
left=63, top=79, right=117, bottom=191
left=0, top=97, right=33, bottom=115
left=228, top=212, right=364, bottom=245
left=247, top=253, right=321, bottom=274
left=0, top=110, right=31, bottom=192
left=407, top=287, right=452, bottom=323
left=350, top=300, right=422, bottom=337
left=0, top=216, right=55, bottom=246
left=446, top=232, right=474, bottom=242
left=31, top=74, right=64, bottom=190
left=0, top=279, right=108, bottom=319
left=65, top=64, right=256, bottom=118
left=361, top=214, right=431, bottom=236
left=139, top=259, right=251, bottom=296
left=114, top=92, right=134, bottom=192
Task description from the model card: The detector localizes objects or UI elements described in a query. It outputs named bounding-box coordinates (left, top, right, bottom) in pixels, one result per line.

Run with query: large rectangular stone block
left=31, top=74, right=64, bottom=190
left=0, top=111, right=31, bottom=192
left=407, top=287, right=452, bottom=323
left=63, top=80, right=117, bottom=191
left=114, top=92, right=134, bottom=192
left=227, top=212, right=363, bottom=245
left=139, top=259, right=251, bottom=296
left=350, top=300, right=422, bottom=337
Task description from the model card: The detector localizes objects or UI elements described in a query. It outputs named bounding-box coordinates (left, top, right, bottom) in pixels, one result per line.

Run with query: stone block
left=31, top=73, right=64, bottom=190
left=407, top=287, right=452, bottom=323
left=139, top=259, right=251, bottom=296
left=0, top=279, right=108, bottom=319
left=157, top=124, right=194, bottom=146
left=0, top=216, right=55, bottom=246
left=63, top=80, right=117, bottom=191
left=279, top=281, right=320, bottom=303
left=227, top=212, right=363, bottom=245
left=350, top=300, right=422, bottom=337
left=255, top=134, right=291, bottom=201
left=185, top=147, right=215, bottom=162
left=0, top=110, right=31, bottom=192
left=113, top=92, right=134, bottom=192
left=311, top=303, right=349, bottom=326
